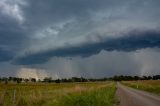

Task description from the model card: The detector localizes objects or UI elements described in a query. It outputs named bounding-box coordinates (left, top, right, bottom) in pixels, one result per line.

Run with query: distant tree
left=17, top=79, right=21, bottom=84
left=38, top=79, right=41, bottom=82
left=31, top=78, right=36, bottom=82
left=43, top=77, right=52, bottom=83
left=80, top=77, right=88, bottom=82
left=24, top=78, right=29, bottom=83
left=153, top=75, right=160, bottom=80
left=71, top=77, right=85, bottom=82
left=142, top=76, right=148, bottom=80
left=61, top=78, right=69, bottom=82
left=113, top=75, right=120, bottom=81
left=5, top=78, right=8, bottom=84
left=55, top=79, right=61, bottom=83
left=8, top=76, right=13, bottom=82
left=134, top=76, right=139, bottom=80
left=16, top=78, right=22, bottom=84
left=147, top=76, right=152, bottom=80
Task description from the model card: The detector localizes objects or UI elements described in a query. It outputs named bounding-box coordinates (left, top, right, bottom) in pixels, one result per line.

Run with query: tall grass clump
left=122, top=80, right=160, bottom=95
left=54, top=83, right=116, bottom=106
left=0, top=82, right=116, bottom=106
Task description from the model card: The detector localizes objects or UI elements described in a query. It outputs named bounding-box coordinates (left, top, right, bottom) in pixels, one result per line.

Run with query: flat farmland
left=0, top=82, right=116, bottom=106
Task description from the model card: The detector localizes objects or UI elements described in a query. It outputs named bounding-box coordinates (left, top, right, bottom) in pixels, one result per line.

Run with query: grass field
left=121, top=80, right=160, bottom=95
left=0, top=82, right=116, bottom=106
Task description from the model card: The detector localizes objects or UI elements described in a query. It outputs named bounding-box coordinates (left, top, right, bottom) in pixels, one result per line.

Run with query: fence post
left=13, top=90, right=16, bottom=104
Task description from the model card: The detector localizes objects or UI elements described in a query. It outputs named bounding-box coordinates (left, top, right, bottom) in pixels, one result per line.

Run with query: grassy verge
left=121, top=80, right=160, bottom=95
left=53, top=83, right=116, bottom=106
left=0, top=82, right=116, bottom=106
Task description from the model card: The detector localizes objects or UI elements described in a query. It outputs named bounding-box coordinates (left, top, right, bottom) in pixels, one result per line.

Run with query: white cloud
left=16, top=68, right=48, bottom=80
left=0, top=0, right=26, bottom=23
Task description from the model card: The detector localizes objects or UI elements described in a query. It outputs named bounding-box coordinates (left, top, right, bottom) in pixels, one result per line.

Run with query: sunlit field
left=0, top=82, right=116, bottom=106
left=122, top=80, right=160, bottom=95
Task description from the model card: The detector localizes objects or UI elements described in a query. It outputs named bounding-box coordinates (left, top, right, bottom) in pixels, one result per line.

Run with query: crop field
left=0, top=82, right=116, bottom=106
left=121, top=80, right=160, bottom=95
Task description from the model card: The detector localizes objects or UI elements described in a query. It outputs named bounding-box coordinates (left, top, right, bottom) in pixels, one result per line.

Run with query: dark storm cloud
left=0, top=27, right=28, bottom=51
left=0, top=18, right=29, bottom=63
left=23, top=0, right=160, bottom=25
left=23, top=0, right=122, bottom=25
left=13, top=30, right=160, bottom=65
left=1, top=0, right=160, bottom=64
left=1, top=0, right=160, bottom=77
left=0, top=48, right=13, bottom=62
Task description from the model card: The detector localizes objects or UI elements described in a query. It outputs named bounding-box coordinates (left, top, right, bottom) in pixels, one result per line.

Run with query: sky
left=0, top=0, right=160, bottom=79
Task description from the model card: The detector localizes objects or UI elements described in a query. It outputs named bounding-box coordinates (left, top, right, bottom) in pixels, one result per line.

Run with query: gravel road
left=116, top=82, right=160, bottom=106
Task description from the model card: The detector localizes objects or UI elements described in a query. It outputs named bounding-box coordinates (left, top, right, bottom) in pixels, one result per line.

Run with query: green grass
left=0, top=82, right=116, bottom=106
left=121, top=80, right=160, bottom=95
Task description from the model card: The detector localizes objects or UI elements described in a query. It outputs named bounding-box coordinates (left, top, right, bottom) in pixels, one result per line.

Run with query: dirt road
left=116, top=83, right=160, bottom=106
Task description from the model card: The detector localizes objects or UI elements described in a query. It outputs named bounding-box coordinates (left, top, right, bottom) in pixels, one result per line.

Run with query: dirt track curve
left=116, top=82, right=160, bottom=106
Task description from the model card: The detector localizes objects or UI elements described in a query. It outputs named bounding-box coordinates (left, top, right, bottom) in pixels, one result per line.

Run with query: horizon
left=1, top=74, right=160, bottom=82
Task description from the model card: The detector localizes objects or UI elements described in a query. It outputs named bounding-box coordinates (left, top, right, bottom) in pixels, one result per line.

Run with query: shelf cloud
left=0, top=0, right=160, bottom=77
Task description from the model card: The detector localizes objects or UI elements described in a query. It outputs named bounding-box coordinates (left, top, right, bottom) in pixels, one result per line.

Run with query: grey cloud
left=24, top=0, right=160, bottom=54
left=0, top=19, right=28, bottom=62
left=0, top=62, right=21, bottom=77
left=43, top=48, right=160, bottom=78
left=3, top=48, right=160, bottom=78
left=23, top=0, right=160, bottom=31
left=25, top=50, right=142, bottom=78
left=13, top=29, right=160, bottom=65
left=1, top=0, right=160, bottom=77
left=0, top=49, right=13, bottom=62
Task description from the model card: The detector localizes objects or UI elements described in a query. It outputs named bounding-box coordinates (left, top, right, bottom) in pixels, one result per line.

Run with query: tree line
left=0, top=75, right=160, bottom=84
